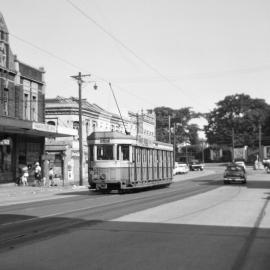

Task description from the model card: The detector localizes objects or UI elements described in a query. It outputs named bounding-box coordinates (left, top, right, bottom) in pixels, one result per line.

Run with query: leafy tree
left=204, top=94, right=270, bottom=147
left=154, top=107, right=201, bottom=145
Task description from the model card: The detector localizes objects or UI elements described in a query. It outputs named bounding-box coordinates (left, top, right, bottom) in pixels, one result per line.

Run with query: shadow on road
left=1, top=213, right=270, bottom=270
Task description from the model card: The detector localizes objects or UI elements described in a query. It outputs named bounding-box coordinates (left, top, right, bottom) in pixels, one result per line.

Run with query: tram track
left=0, top=173, right=222, bottom=251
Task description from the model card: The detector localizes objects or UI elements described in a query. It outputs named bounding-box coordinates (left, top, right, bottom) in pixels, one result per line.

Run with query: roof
left=87, top=131, right=135, bottom=141
left=0, top=12, right=8, bottom=33
left=45, top=96, right=125, bottom=120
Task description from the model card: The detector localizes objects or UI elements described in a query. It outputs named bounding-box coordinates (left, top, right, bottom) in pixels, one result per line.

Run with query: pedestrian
left=34, top=162, right=42, bottom=186
left=48, top=167, right=55, bottom=186
left=21, top=165, right=29, bottom=186
left=17, top=164, right=28, bottom=186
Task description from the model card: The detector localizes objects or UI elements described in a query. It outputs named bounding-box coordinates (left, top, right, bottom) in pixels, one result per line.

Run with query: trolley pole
left=71, top=72, right=91, bottom=186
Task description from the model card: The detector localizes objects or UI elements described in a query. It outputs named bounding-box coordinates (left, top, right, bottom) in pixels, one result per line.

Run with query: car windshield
left=227, top=166, right=244, bottom=171
left=191, top=160, right=199, bottom=164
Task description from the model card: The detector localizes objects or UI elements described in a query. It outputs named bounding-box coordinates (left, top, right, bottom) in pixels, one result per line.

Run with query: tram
left=87, top=131, right=173, bottom=192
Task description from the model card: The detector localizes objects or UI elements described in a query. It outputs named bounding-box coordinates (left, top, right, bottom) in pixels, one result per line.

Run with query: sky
left=1, top=0, right=270, bottom=122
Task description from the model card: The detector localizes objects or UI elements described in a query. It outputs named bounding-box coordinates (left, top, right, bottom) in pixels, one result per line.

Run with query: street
left=0, top=167, right=270, bottom=270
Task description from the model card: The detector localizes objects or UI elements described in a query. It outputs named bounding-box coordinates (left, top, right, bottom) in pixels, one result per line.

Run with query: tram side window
left=97, top=145, right=113, bottom=160
left=89, top=145, right=94, bottom=161
left=117, top=144, right=129, bottom=161
left=132, top=146, right=135, bottom=162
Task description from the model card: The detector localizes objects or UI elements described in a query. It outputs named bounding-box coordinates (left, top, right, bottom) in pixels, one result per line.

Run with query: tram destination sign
left=100, top=138, right=110, bottom=143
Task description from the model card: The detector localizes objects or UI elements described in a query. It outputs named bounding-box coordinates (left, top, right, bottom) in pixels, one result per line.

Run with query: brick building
left=45, top=96, right=156, bottom=184
left=0, top=12, right=75, bottom=183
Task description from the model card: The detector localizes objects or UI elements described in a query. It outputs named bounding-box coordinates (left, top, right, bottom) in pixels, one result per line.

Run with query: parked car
left=173, top=163, right=189, bottom=175
left=189, top=160, right=204, bottom=171
left=224, top=164, right=247, bottom=184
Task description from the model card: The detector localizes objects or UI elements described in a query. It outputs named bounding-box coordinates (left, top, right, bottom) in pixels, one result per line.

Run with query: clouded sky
left=1, top=0, right=270, bottom=116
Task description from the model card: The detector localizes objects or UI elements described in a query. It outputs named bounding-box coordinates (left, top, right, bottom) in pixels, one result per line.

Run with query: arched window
left=73, top=121, right=79, bottom=130
left=86, top=120, right=90, bottom=135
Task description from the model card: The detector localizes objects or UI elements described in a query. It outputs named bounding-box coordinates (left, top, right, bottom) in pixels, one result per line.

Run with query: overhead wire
left=65, top=0, right=188, bottom=95
left=8, top=33, right=156, bottom=110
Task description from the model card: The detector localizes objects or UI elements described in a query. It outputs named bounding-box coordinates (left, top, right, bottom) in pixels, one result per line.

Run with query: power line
left=9, top=33, right=157, bottom=109
left=65, top=0, right=186, bottom=95
left=9, top=33, right=84, bottom=71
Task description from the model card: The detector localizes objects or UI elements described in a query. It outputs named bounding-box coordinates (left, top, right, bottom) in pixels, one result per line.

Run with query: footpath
left=0, top=183, right=89, bottom=207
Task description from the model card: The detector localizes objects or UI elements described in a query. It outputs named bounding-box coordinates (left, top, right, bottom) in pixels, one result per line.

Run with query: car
left=173, top=163, right=189, bottom=175
left=234, top=161, right=246, bottom=171
left=189, top=160, right=204, bottom=171
left=224, top=164, right=247, bottom=184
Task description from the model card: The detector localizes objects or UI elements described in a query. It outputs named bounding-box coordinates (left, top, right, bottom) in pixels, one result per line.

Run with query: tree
left=154, top=106, right=201, bottom=145
left=204, top=94, right=270, bottom=147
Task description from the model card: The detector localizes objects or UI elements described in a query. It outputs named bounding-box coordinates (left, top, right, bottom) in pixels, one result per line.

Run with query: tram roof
left=87, top=131, right=136, bottom=141
left=87, top=131, right=173, bottom=150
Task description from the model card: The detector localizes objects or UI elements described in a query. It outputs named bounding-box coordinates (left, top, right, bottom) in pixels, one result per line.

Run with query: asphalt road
left=0, top=169, right=270, bottom=270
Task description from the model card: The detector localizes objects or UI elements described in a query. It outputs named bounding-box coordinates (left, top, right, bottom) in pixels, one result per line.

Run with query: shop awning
left=0, top=118, right=77, bottom=137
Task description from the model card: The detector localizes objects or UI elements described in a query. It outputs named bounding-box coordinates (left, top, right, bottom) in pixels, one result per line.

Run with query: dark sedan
left=189, top=160, right=204, bottom=171
left=224, top=164, right=247, bottom=184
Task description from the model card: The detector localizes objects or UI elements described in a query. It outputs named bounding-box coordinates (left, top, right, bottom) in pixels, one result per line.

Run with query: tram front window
left=97, top=145, right=113, bottom=160
left=117, top=144, right=129, bottom=161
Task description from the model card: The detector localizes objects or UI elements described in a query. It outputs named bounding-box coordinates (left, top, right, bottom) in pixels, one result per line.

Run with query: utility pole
left=71, top=72, right=91, bottom=186
left=201, top=141, right=205, bottom=163
left=185, top=143, right=188, bottom=164
left=259, top=123, right=262, bottom=161
left=173, top=122, right=176, bottom=165
left=232, top=128, right=235, bottom=162
left=169, top=115, right=171, bottom=144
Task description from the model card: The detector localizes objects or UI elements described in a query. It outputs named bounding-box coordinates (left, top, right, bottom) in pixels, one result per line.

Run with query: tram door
left=165, top=151, right=169, bottom=178
left=135, top=147, right=142, bottom=182
left=163, top=151, right=167, bottom=179
left=148, top=149, right=153, bottom=180
left=153, top=149, right=158, bottom=180
left=158, top=150, right=163, bottom=179
left=142, top=148, right=147, bottom=181
left=168, top=152, right=173, bottom=178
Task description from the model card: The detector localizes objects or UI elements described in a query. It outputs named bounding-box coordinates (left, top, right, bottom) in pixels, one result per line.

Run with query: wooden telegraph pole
left=71, top=72, right=91, bottom=186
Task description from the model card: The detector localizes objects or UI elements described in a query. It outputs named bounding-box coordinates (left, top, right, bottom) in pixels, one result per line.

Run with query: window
left=24, top=93, right=30, bottom=120
left=0, top=142, right=12, bottom=172
left=31, top=95, right=37, bottom=121
left=31, top=83, right=38, bottom=121
left=73, top=121, right=79, bottom=130
left=86, top=120, right=90, bottom=136
left=89, top=145, right=94, bottom=161
left=47, top=121, right=56, bottom=126
left=3, top=89, right=8, bottom=116
left=92, top=121, right=97, bottom=131
left=117, top=145, right=129, bottom=161
left=97, top=145, right=113, bottom=160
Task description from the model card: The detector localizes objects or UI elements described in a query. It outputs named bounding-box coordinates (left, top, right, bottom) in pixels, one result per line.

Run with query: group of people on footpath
left=17, top=162, right=56, bottom=187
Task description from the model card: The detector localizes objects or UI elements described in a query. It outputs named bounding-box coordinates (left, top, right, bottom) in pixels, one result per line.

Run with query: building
left=0, top=12, right=76, bottom=184
left=45, top=96, right=156, bottom=184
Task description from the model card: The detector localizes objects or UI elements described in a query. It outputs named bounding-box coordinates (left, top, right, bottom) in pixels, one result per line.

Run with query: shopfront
left=0, top=136, right=13, bottom=183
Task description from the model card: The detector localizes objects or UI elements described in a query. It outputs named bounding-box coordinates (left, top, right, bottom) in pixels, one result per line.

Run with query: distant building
left=45, top=96, right=156, bottom=184
left=0, top=12, right=75, bottom=184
